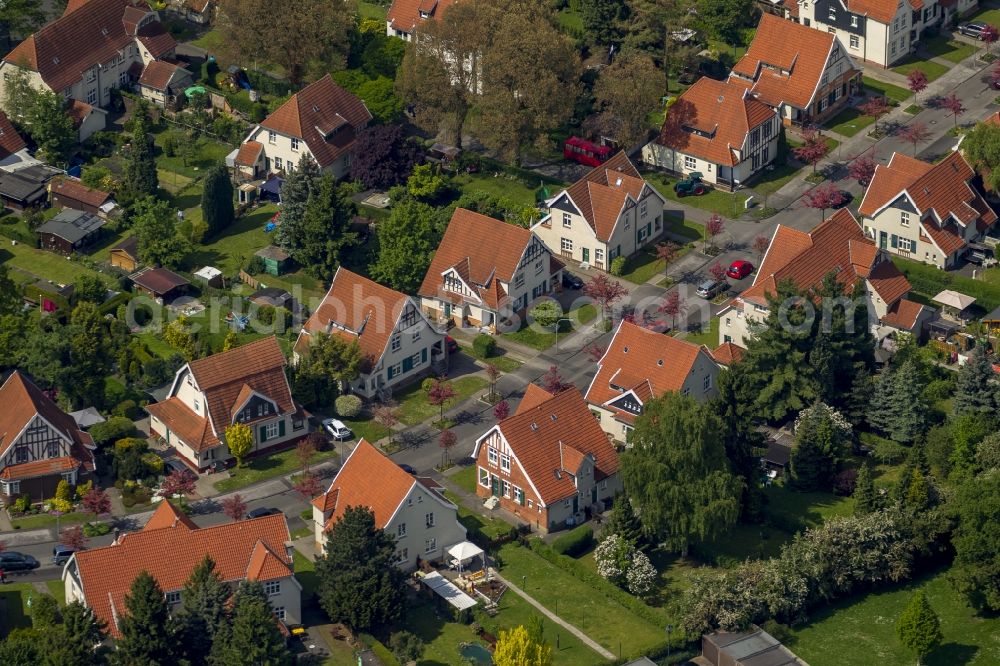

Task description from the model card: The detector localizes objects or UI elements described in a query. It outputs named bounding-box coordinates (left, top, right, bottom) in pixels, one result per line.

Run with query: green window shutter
left=421, top=348, right=427, bottom=364
left=278, top=420, right=285, bottom=437
left=259, top=425, right=267, bottom=442
left=891, top=234, right=898, bottom=249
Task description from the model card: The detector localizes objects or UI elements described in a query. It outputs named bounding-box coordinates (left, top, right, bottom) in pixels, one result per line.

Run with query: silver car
left=696, top=279, right=728, bottom=299
left=322, top=418, right=354, bottom=441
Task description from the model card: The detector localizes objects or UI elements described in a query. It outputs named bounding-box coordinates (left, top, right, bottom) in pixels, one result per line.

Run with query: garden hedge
left=551, top=524, right=593, bottom=557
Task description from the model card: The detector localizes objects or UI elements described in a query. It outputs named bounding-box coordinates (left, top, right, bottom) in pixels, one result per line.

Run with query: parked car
left=322, top=418, right=354, bottom=441
left=445, top=336, right=459, bottom=354
left=831, top=191, right=854, bottom=209
left=52, top=545, right=76, bottom=566
left=398, top=463, right=416, bottom=474
left=726, top=260, right=754, bottom=280
left=959, top=22, right=991, bottom=39
left=562, top=272, right=584, bottom=289
left=696, top=279, right=729, bottom=299
left=0, top=552, right=39, bottom=571
left=246, top=507, right=282, bottom=520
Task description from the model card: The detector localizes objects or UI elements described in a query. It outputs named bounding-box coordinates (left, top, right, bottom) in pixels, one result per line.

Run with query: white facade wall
left=244, top=126, right=351, bottom=180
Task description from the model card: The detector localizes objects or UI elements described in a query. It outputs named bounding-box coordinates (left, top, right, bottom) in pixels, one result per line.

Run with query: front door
left=572, top=495, right=579, bottom=513
left=582, top=248, right=590, bottom=264
left=879, top=231, right=888, bottom=250
left=491, top=476, right=500, bottom=497
left=591, top=486, right=597, bottom=504
left=444, top=303, right=451, bottom=318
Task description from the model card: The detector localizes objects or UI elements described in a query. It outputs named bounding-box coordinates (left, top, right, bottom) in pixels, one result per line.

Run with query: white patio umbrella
left=447, top=541, right=485, bottom=573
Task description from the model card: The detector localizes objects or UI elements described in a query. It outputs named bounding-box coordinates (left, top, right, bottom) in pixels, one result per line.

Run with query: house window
left=562, top=212, right=572, bottom=227
left=850, top=35, right=859, bottom=48
left=397, top=523, right=407, bottom=537
left=165, top=591, right=181, bottom=605
left=274, top=157, right=283, bottom=170
left=851, top=15, right=859, bottom=26
left=193, top=399, right=200, bottom=413
left=514, top=273, right=524, bottom=289
left=479, top=467, right=490, bottom=487
left=488, top=447, right=498, bottom=465
left=391, top=334, right=401, bottom=352
left=87, top=88, right=97, bottom=105
left=397, top=548, right=408, bottom=563
left=265, top=422, right=279, bottom=439
left=291, top=137, right=299, bottom=151
left=514, top=487, right=525, bottom=505
left=561, top=238, right=573, bottom=252
left=425, top=512, right=435, bottom=527
left=4, top=481, right=19, bottom=495
left=828, top=8, right=836, bottom=20
left=119, top=71, right=128, bottom=86
left=502, top=480, right=511, bottom=498
left=901, top=211, right=910, bottom=227
left=500, top=453, right=511, bottom=472
left=47, top=441, right=60, bottom=458
left=264, top=580, right=280, bottom=596
left=640, top=201, right=647, bottom=218
left=595, top=248, right=604, bottom=263
left=684, top=155, right=697, bottom=169
left=273, top=607, right=285, bottom=620
left=268, top=130, right=277, bottom=144
left=425, top=538, right=437, bottom=553
left=444, top=273, right=462, bottom=292
left=86, top=68, right=96, bottom=83
left=535, top=259, right=544, bottom=275
left=411, top=330, right=420, bottom=343
left=15, top=446, right=28, bottom=464
left=703, top=375, right=712, bottom=391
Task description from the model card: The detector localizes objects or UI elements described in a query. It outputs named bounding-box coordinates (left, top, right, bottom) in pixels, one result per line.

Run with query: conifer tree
left=853, top=461, right=877, bottom=516
left=605, top=490, right=645, bottom=550
left=869, top=360, right=926, bottom=443
left=176, top=556, right=230, bottom=664
left=201, top=165, right=234, bottom=238
left=210, top=582, right=291, bottom=666
left=274, top=153, right=319, bottom=252
left=114, top=571, right=174, bottom=666
left=953, top=342, right=997, bottom=415
left=896, top=590, right=942, bottom=664
left=122, top=105, right=158, bottom=202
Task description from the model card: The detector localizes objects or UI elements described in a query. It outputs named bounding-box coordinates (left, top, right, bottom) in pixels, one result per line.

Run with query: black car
left=831, top=191, right=854, bottom=209
left=246, top=507, right=282, bottom=520
left=52, top=545, right=76, bottom=566
left=398, top=463, right=417, bottom=474
left=0, top=552, right=39, bottom=571
left=562, top=272, right=584, bottom=289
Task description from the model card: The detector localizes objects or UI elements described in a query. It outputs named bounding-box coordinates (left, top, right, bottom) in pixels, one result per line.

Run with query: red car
left=726, top=260, right=754, bottom=280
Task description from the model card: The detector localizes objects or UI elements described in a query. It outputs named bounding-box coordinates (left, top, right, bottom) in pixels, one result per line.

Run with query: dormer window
left=86, top=68, right=96, bottom=83
left=829, top=8, right=836, bottom=20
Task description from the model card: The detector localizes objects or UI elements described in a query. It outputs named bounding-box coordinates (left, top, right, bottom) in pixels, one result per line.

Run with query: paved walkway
left=493, top=572, right=616, bottom=660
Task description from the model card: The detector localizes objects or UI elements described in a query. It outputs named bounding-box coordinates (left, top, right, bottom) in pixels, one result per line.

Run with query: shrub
left=832, top=468, right=859, bottom=496
left=55, top=480, right=73, bottom=503
left=113, top=399, right=140, bottom=420
left=335, top=394, right=363, bottom=418
left=75, top=480, right=93, bottom=500
left=141, top=452, right=164, bottom=475
left=47, top=498, right=73, bottom=513
left=551, top=524, right=593, bottom=557
left=11, top=494, right=31, bottom=514
left=245, top=255, right=266, bottom=275
left=82, top=522, right=111, bottom=537
left=421, top=377, right=436, bottom=392
left=472, top=334, right=496, bottom=359
left=871, top=438, right=909, bottom=465
left=88, top=416, right=137, bottom=446
left=609, top=255, right=626, bottom=276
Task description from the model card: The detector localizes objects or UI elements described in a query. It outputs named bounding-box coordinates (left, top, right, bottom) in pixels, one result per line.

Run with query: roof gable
left=387, top=0, right=457, bottom=33
left=557, top=152, right=651, bottom=241
left=315, top=439, right=415, bottom=529
left=0, top=371, right=93, bottom=458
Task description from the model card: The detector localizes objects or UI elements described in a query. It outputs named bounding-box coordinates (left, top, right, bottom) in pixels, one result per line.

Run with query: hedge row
left=551, top=524, right=593, bottom=557
left=892, top=257, right=1000, bottom=312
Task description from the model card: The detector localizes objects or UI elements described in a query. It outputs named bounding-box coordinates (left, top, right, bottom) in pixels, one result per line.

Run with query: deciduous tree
left=708, top=261, right=726, bottom=282
left=960, top=119, right=1000, bottom=190
left=656, top=241, right=678, bottom=279
left=60, top=525, right=87, bottom=551
left=541, top=365, right=570, bottom=393
left=293, top=471, right=323, bottom=501
left=132, top=196, right=191, bottom=269
left=368, top=195, right=447, bottom=292
left=752, top=235, right=769, bottom=265
left=160, top=470, right=197, bottom=500
left=493, top=625, right=552, bottom=666
left=950, top=471, right=1000, bottom=611
left=705, top=213, right=725, bottom=251
left=291, top=173, right=357, bottom=282
left=624, top=0, right=699, bottom=92
left=896, top=590, right=942, bottom=664
left=438, top=429, right=457, bottom=466
left=907, top=69, right=928, bottom=104
left=225, top=423, right=254, bottom=468
left=428, top=378, right=457, bottom=421
left=221, top=494, right=248, bottom=521
left=583, top=273, right=628, bottom=324
left=849, top=153, right=878, bottom=186
left=580, top=0, right=630, bottom=46
left=941, top=92, right=966, bottom=128
left=310, top=332, right=364, bottom=390
left=659, top=289, right=685, bottom=329
left=620, top=392, right=742, bottom=555
left=349, top=125, right=420, bottom=190
left=493, top=399, right=510, bottom=421
left=698, top=0, right=753, bottom=45
left=898, top=122, right=931, bottom=156
left=802, top=182, right=846, bottom=221
left=593, top=50, right=662, bottom=146
left=792, top=129, right=829, bottom=173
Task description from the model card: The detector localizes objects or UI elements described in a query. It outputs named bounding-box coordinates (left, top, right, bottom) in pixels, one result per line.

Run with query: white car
left=322, top=418, right=354, bottom=441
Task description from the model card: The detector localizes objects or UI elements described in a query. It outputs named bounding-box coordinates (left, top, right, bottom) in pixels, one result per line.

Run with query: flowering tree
left=849, top=153, right=878, bottom=186
left=708, top=261, right=727, bottom=282
left=752, top=235, right=770, bottom=265
left=584, top=273, right=629, bottom=324
left=428, top=378, right=457, bottom=422
left=293, top=471, right=324, bottom=501
left=541, top=365, right=571, bottom=393
left=859, top=97, right=891, bottom=134
left=160, top=468, right=197, bottom=499
left=626, top=551, right=657, bottom=597
left=794, top=402, right=852, bottom=438
left=81, top=487, right=112, bottom=518
left=906, top=69, right=928, bottom=105
left=792, top=129, right=829, bottom=173
left=898, top=122, right=931, bottom=156
left=60, top=525, right=88, bottom=551
left=802, top=182, right=846, bottom=221
left=656, top=241, right=679, bottom=280
left=373, top=402, right=400, bottom=446
left=659, top=290, right=686, bottom=330
left=485, top=363, right=502, bottom=401
left=941, top=92, right=966, bottom=128
left=594, top=534, right=634, bottom=586
left=438, top=429, right=457, bottom=466
left=705, top=214, right=725, bottom=251
left=983, top=24, right=998, bottom=56
left=493, top=400, right=510, bottom=421
left=221, top=493, right=248, bottom=521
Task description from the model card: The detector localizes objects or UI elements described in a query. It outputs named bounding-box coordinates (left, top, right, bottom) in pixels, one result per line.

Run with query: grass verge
left=825, top=107, right=876, bottom=138
left=863, top=77, right=914, bottom=104
left=213, top=445, right=338, bottom=492
left=502, top=303, right=597, bottom=351
left=395, top=376, right=490, bottom=426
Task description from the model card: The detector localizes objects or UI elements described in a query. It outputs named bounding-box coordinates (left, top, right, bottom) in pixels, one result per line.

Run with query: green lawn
left=862, top=76, right=914, bottom=104
left=395, top=375, right=491, bottom=426
left=444, top=491, right=516, bottom=541
left=498, top=544, right=670, bottom=658
left=894, top=256, right=1000, bottom=312
left=750, top=161, right=805, bottom=197
left=787, top=565, right=1000, bottom=666
left=452, top=172, right=549, bottom=209
left=663, top=211, right=705, bottom=242
left=647, top=171, right=748, bottom=218
left=213, top=444, right=338, bottom=492
left=502, top=303, right=597, bottom=351
left=969, top=6, right=1000, bottom=26
left=683, top=317, right=719, bottom=348
left=341, top=416, right=391, bottom=445
left=471, top=349, right=522, bottom=373
left=0, top=243, right=115, bottom=288
left=923, top=35, right=978, bottom=63
left=449, top=465, right=477, bottom=493
left=154, top=130, right=237, bottom=180
left=0, top=581, right=65, bottom=635
left=358, top=0, right=387, bottom=21
left=10, top=511, right=88, bottom=530
left=764, top=482, right=855, bottom=532
left=292, top=549, right=320, bottom=604
left=825, top=107, right=876, bottom=138
left=891, top=56, right=949, bottom=81
left=618, top=244, right=692, bottom=285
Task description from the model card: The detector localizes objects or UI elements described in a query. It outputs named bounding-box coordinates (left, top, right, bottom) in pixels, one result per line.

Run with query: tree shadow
left=926, top=643, right=978, bottom=666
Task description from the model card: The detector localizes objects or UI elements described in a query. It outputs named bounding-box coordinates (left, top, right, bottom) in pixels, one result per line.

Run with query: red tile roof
left=137, top=59, right=184, bottom=91
left=259, top=74, right=371, bottom=168
left=387, top=0, right=457, bottom=34
left=0, top=371, right=95, bottom=469
left=585, top=321, right=710, bottom=423
left=73, top=511, right=291, bottom=637
left=740, top=209, right=911, bottom=307
left=711, top=342, right=746, bottom=366
left=0, top=456, right=81, bottom=480
left=235, top=140, right=263, bottom=167
left=881, top=298, right=926, bottom=330
left=493, top=388, right=618, bottom=505
left=313, top=439, right=417, bottom=531
left=4, top=0, right=175, bottom=93
left=732, top=14, right=847, bottom=111
left=0, top=110, right=26, bottom=159
left=419, top=208, right=542, bottom=304
left=49, top=176, right=112, bottom=209
left=136, top=20, right=176, bottom=59
left=297, top=267, right=410, bottom=365
left=516, top=384, right=554, bottom=415
left=846, top=0, right=912, bottom=24
left=557, top=152, right=653, bottom=242
left=143, top=499, right=198, bottom=531
left=655, top=77, right=776, bottom=166
left=145, top=397, right=218, bottom=451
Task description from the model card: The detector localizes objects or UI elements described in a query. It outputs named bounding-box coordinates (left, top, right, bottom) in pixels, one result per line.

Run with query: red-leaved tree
left=802, top=182, right=846, bottom=220
left=941, top=92, right=966, bottom=128
left=859, top=97, right=891, bottom=134
left=293, top=472, right=324, bottom=501
left=991, top=62, right=1000, bottom=89
left=704, top=214, right=725, bottom=251
left=438, top=429, right=457, bottom=466
left=656, top=241, right=679, bottom=279
left=583, top=274, right=628, bottom=324
left=493, top=400, right=510, bottom=421
left=485, top=363, right=502, bottom=400
left=898, top=122, right=931, bottom=156
left=659, top=290, right=686, bottom=329
left=373, top=402, right=400, bottom=446
left=792, top=129, right=829, bottom=173
left=849, top=153, right=878, bottom=186
left=708, top=261, right=727, bottom=282
left=81, top=487, right=112, bottom=518
left=60, top=525, right=88, bottom=551
left=222, top=493, right=248, bottom=521
left=585, top=344, right=606, bottom=363
left=752, top=234, right=770, bottom=265
left=161, top=469, right=197, bottom=499
left=296, top=438, right=316, bottom=472
left=906, top=69, right=928, bottom=105
left=428, top=378, right=457, bottom=422
left=983, top=24, right=998, bottom=55
left=541, top=365, right=571, bottom=393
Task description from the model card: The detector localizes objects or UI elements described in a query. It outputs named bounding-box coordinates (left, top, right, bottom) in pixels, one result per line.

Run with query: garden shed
left=255, top=246, right=292, bottom=276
